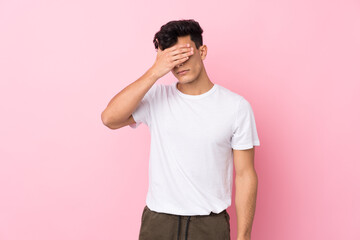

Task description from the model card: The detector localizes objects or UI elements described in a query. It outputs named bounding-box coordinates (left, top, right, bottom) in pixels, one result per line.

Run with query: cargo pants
left=139, top=205, right=231, bottom=240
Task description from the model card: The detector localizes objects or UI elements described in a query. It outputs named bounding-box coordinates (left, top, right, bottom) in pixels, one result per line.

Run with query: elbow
left=101, top=109, right=127, bottom=130
left=235, top=169, right=258, bottom=179
left=235, top=171, right=258, bottom=189
left=101, top=109, right=114, bottom=129
left=101, top=109, right=108, bottom=125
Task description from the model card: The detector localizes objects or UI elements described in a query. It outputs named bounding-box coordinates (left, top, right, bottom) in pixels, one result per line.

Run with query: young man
left=101, top=19, right=260, bottom=240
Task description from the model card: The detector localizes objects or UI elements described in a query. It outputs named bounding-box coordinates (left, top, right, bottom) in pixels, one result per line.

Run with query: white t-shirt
left=130, top=81, right=260, bottom=215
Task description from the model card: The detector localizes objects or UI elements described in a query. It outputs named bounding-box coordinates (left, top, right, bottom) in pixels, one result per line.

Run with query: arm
left=101, top=68, right=159, bottom=129
left=101, top=42, right=193, bottom=129
left=233, top=147, right=258, bottom=240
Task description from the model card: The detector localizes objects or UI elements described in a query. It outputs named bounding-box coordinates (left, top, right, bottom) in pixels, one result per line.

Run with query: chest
left=154, top=98, right=234, bottom=146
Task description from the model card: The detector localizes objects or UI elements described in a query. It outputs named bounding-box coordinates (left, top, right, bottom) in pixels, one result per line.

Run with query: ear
left=200, top=45, right=207, bottom=59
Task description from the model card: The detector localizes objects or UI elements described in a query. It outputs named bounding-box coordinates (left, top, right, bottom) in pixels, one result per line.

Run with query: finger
left=171, top=46, right=193, bottom=57
left=155, top=39, right=162, bottom=52
left=173, top=55, right=189, bottom=65
left=170, top=46, right=193, bottom=60
left=167, top=43, right=190, bottom=54
left=171, top=50, right=192, bottom=62
left=171, top=47, right=192, bottom=59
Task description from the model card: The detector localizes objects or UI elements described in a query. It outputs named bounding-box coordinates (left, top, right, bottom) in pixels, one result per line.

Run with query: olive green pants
left=139, top=205, right=231, bottom=240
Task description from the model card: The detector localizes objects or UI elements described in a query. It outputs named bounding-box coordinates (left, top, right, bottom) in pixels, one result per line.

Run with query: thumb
left=155, top=39, right=162, bottom=52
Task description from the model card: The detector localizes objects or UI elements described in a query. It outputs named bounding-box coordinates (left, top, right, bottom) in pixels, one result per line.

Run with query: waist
left=145, top=205, right=227, bottom=219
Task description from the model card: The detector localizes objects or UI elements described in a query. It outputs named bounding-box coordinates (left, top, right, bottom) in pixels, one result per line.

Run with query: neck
left=176, top=68, right=214, bottom=95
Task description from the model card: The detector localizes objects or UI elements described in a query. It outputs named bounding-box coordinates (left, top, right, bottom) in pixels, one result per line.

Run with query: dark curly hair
left=153, top=19, right=203, bottom=51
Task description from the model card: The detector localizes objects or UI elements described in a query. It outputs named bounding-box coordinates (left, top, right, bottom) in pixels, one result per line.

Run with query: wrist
left=148, top=65, right=161, bottom=79
left=146, top=66, right=160, bottom=82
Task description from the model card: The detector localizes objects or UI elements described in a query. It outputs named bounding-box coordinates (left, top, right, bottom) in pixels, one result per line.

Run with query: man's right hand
left=150, top=40, right=194, bottom=79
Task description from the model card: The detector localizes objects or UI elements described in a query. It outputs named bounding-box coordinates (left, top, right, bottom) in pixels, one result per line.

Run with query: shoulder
left=215, top=83, right=247, bottom=106
left=215, top=84, right=257, bottom=117
left=150, top=82, right=169, bottom=94
left=151, top=82, right=176, bottom=98
left=143, top=83, right=163, bottom=101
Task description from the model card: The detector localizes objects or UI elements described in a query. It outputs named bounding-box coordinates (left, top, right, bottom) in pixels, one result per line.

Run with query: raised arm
left=101, top=68, right=159, bottom=129
left=101, top=41, right=193, bottom=129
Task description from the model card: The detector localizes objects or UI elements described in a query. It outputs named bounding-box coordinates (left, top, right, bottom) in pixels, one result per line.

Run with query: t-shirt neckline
left=173, top=81, right=218, bottom=100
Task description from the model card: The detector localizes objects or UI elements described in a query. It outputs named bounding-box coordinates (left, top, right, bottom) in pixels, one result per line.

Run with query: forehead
left=175, top=35, right=195, bottom=47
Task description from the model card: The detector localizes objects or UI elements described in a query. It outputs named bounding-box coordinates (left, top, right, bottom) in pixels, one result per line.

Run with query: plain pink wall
left=1, top=0, right=359, bottom=239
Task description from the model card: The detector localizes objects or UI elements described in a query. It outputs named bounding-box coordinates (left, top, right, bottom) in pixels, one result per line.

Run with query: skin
left=166, top=35, right=215, bottom=96
left=101, top=38, right=193, bottom=129
left=101, top=34, right=258, bottom=240
left=163, top=35, right=258, bottom=240
left=101, top=35, right=214, bottom=128
left=233, top=147, right=258, bottom=240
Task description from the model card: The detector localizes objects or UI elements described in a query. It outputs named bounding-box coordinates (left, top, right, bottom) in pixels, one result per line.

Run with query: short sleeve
left=231, top=98, right=260, bottom=150
left=129, top=83, right=159, bottom=129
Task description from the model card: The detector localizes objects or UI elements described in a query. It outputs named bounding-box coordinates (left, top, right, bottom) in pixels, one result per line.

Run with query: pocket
left=225, top=210, right=230, bottom=221
left=224, top=211, right=230, bottom=230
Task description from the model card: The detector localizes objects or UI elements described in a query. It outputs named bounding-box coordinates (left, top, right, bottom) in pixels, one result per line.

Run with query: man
left=101, top=19, right=260, bottom=240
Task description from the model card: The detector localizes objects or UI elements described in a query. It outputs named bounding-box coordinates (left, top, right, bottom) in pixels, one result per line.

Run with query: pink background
left=1, top=0, right=359, bottom=239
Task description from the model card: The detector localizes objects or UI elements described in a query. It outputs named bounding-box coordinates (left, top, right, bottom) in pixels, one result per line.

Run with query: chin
left=178, top=76, right=192, bottom=82
left=178, top=79, right=191, bottom=84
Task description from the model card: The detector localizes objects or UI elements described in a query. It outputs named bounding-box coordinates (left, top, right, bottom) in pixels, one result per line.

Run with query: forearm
left=235, top=171, right=258, bottom=240
left=101, top=67, right=158, bottom=127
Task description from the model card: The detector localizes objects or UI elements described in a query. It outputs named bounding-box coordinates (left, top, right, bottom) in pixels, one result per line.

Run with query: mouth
left=177, top=69, right=190, bottom=75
